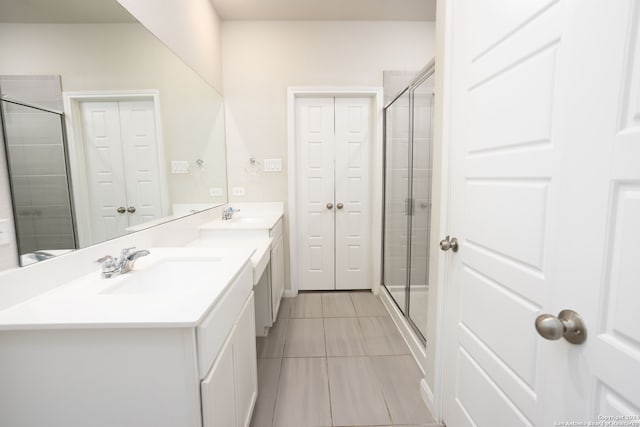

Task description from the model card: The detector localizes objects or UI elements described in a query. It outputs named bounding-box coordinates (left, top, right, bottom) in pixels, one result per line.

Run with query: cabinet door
left=201, top=340, right=237, bottom=427
left=270, top=236, right=285, bottom=322
left=233, top=293, right=258, bottom=427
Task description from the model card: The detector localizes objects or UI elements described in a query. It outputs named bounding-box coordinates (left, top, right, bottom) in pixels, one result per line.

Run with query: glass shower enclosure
left=382, top=63, right=435, bottom=342
left=0, top=97, right=77, bottom=265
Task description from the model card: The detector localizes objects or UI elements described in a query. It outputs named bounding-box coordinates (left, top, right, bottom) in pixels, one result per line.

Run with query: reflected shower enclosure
left=382, top=65, right=434, bottom=341
left=0, top=97, right=77, bottom=265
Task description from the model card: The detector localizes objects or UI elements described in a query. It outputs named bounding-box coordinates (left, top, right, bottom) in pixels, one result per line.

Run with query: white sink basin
left=231, top=217, right=265, bottom=224
left=100, top=257, right=223, bottom=295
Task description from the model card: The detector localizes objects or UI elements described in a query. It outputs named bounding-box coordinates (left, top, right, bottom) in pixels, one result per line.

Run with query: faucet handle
left=97, top=255, right=114, bottom=264
left=119, top=247, right=135, bottom=258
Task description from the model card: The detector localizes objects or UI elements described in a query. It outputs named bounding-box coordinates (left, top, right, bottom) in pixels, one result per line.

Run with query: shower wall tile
left=0, top=75, right=63, bottom=111
left=27, top=176, right=70, bottom=206
left=33, top=209, right=74, bottom=236
left=36, top=234, right=75, bottom=250
left=25, top=145, right=66, bottom=176
left=10, top=176, right=29, bottom=206
left=5, top=112, right=63, bottom=145
left=17, top=235, right=37, bottom=254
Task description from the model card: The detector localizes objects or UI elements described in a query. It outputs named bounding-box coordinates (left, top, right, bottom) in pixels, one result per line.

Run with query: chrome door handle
left=535, top=309, right=587, bottom=345
left=117, top=207, right=126, bottom=214
left=127, top=206, right=136, bottom=213
left=337, top=203, right=344, bottom=209
left=439, top=235, right=459, bottom=252
left=326, top=203, right=334, bottom=210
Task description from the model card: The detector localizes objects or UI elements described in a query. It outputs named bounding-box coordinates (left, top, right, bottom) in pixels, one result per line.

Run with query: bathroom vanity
left=196, top=204, right=285, bottom=336
left=0, top=248, right=258, bottom=427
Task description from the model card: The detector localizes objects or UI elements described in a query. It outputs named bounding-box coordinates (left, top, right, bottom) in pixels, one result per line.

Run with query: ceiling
left=209, top=0, right=437, bottom=21
left=0, top=0, right=135, bottom=23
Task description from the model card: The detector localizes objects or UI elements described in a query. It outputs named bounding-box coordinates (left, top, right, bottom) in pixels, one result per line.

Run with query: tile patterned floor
left=250, top=291, right=443, bottom=427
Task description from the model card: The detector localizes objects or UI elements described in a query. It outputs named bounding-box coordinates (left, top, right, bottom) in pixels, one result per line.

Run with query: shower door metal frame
left=0, top=96, right=78, bottom=264
left=382, top=60, right=435, bottom=344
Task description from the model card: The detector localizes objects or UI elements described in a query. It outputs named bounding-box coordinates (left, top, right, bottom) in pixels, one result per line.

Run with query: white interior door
left=80, top=102, right=128, bottom=244
left=297, top=97, right=336, bottom=291
left=443, top=0, right=640, bottom=425
left=296, top=95, right=373, bottom=291
left=334, top=97, right=372, bottom=290
left=118, top=100, right=163, bottom=227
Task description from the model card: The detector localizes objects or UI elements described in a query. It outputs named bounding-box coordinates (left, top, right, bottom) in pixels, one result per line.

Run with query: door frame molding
left=286, top=87, right=384, bottom=296
left=62, top=90, right=169, bottom=247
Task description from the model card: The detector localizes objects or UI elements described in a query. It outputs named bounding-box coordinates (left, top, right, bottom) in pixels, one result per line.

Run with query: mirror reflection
left=0, top=0, right=228, bottom=269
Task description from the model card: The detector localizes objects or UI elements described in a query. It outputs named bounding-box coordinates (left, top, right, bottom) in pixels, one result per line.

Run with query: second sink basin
left=100, top=257, right=223, bottom=295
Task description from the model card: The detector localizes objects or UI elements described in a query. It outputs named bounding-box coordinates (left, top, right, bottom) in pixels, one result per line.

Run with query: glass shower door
left=383, top=89, right=411, bottom=315
left=408, top=75, right=434, bottom=339
left=382, top=64, right=435, bottom=343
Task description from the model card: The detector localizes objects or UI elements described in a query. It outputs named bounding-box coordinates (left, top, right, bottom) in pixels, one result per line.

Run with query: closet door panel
left=80, top=101, right=128, bottom=244
left=297, top=97, right=336, bottom=290
left=118, top=100, right=163, bottom=227
left=335, top=97, right=372, bottom=290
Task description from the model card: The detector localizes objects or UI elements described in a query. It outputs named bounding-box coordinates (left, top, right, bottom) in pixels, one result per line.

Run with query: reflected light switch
left=171, top=160, right=190, bottom=174
left=264, top=158, right=282, bottom=172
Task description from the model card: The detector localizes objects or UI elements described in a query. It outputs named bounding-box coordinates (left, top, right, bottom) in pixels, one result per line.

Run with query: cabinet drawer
left=196, top=261, right=253, bottom=378
left=269, top=217, right=283, bottom=241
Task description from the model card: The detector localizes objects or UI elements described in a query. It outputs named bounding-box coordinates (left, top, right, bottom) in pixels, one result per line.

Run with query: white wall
left=222, top=20, right=435, bottom=291
left=0, top=22, right=227, bottom=217
left=117, top=0, right=224, bottom=94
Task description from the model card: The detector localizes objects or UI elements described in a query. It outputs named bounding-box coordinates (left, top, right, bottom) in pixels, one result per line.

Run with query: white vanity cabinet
left=269, top=219, right=285, bottom=322
left=0, top=259, right=258, bottom=427
left=201, top=292, right=257, bottom=427
left=198, top=212, right=285, bottom=337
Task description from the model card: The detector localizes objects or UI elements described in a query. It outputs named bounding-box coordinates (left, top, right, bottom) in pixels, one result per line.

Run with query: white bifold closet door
left=297, top=96, right=372, bottom=291
left=81, top=100, right=163, bottom=245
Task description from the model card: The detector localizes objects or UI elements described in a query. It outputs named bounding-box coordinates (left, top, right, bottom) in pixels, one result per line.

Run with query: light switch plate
left=0, top=219, right=10, bottom=246
left=209, top=187, right=223, bottom=197
left=231, top=187, right=246, bottom=196
left=171, top=160, right=190, bottom=174
left=263, top=158, right=282, bottom=172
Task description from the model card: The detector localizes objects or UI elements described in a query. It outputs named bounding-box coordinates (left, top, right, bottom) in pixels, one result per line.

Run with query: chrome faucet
left=97, top=247, right=150, bottom=278
left=222, top=206, right=240, bottom=221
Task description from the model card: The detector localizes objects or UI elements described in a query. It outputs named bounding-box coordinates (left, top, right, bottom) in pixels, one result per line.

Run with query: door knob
left=535, top=309, right=587, bottom=345
left=127, top=206, right=136, bottom=213
left=337, top=203, right=344, bottom=209
left=326, top=203, right=334, bottom=210
left=117, top=207, right=126, bottom=214
left=439, top=235, right=459, bottom=252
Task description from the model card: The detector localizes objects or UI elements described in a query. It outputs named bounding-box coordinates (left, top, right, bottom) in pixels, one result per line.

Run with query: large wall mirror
left=0, top=0, right=228, bottom=269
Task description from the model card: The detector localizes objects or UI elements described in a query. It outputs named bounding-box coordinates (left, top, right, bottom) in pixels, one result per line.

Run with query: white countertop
left=185, top=238, right=273, bottom=284
left=199, top=211, right=283, bottom=231
left=0, top=247, right=254, bottom=330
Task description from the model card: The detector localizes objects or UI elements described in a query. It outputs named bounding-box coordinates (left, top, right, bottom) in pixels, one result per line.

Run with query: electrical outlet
left=0, top=219, right=10, bottom=246
left=231, top=187, right=246, bottom=196
left=209, top=187, right=223, bottom=197
left=171, top=160, right=190, bottom=174
left=263, top=158, right=282, bottom=172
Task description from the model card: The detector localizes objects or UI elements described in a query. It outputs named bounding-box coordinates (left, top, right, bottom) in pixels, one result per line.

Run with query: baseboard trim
left=283, top=289, right=297, bottom=298
left=420, top=378, right=435, bottom=414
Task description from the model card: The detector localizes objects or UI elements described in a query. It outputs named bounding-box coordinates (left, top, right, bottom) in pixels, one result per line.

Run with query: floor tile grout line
left=268, top=356, right=284, bottom=427
left=319, top=292, right=336, bottom=426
